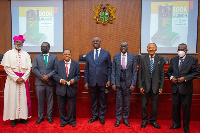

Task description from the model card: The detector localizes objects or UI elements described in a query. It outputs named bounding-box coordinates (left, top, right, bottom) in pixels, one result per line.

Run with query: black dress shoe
left=100, top=119, right=105, bottom=125
left=169, top=125, right=181, bottom=129
left=61, top=124, right=66, bottom=127
left=19, top=119, right=28, bottom=125
left=35, top=118, right=44, bottom=124
left=47, top=118, right=54, bottom=124
left=114, top=121, right=120, bottom=127
left=11, top=120, right=18, bottom=127
left=150, top=122, right=160, bottom=129
left=88, top=118, right=98, bottom=123
left=141, top=122, right=147, bottom=128
left=184, top=129, right=190, bottom=133
left=123, top=119, right=130, bottom=127
left=69, top=123, right=76, bottom=127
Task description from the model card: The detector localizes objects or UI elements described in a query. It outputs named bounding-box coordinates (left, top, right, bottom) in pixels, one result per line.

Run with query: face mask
left=178, top=51, right=185, bottom=57
left=41, top=47, right=48, bottom=54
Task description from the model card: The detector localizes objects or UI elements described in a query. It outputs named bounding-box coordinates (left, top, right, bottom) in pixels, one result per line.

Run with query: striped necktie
left=150, top=57, right=153, bottom=77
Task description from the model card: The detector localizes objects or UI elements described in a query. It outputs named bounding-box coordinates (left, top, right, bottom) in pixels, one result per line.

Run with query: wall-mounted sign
left=93, top=4, right=116, bottom=25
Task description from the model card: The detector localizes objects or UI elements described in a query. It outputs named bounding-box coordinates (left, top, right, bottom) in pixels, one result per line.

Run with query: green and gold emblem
left=93, top=4, right=116, bottom=25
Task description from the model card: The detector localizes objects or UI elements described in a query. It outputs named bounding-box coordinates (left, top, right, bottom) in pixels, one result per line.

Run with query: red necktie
left=65, top=63, right=68, bottom=77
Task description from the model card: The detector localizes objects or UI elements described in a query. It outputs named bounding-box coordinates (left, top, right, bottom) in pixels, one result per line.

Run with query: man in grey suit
left=166, top=43, right=200, bottom=133
left=32, top=42, right=58, bottom=124
left=53, top=49, right=80, bottom=127
left=111, top=41, right=137, bottom=127
left=138, top=43, right=165, bottom=129
left=84, top=37, right=112, bottom=125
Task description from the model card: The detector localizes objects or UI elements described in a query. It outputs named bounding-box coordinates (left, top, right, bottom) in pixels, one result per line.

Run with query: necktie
left=44, top=55, right=48, bottom=67
left=150, top=57, right=153, bottom=77
left=65, top=63, right=68, bottom=77
left=122, top=54, right=126, bottom=70
left=95, top=49, right=99, bottom=65
left=179, top=58, right=183, bottom=71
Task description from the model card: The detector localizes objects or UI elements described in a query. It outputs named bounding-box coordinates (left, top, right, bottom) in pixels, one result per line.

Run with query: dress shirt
left=43, top=53, right=49, bottom=62
left=94, top=48, right=101, bottom=60
left=121, top=52, right=127, bottom=69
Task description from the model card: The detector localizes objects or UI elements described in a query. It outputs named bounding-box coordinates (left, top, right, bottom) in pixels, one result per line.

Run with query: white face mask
left=178, top=51, right=185, bottom=57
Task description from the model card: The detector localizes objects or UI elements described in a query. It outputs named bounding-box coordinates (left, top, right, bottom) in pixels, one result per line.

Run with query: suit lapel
left=126, top=52, right=131, bottom=69
left=96, top=49, right=104, bottom=66
left=68, top=60, right=74, bottom=77
left=46, top=53, right=52, bottom=68
left=153, top=55, right=158, bottom=72
left=61, top=60, right=67, bottom=77
left=90, top=50, right=96, bottom=65
left=144, top=54, right=150, bottom=72
left=40, top=54, right=46, bottom=67
left=180, top=56, right=189, bottom=71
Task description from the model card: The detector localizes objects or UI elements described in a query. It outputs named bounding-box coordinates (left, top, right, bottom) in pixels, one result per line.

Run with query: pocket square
left=157, top=61, right=160, bottom=64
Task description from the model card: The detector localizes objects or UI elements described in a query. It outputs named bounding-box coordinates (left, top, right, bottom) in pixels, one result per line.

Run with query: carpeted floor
left=0, top=117, right=200, bottom=133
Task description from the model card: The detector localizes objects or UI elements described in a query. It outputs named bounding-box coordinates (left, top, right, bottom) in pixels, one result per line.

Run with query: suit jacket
left=32, top=53, right=58, bottom=86
left=111, top=52, right=137, bottom=87
left=166, top=55, right=200, bottom=95
left=53, top=59, right=80, bottom=97
left=138, top=54, right=165, bottom=94
left=0, top=54, right=3, bottom=63
left=84, top=49, right=112, bottom=87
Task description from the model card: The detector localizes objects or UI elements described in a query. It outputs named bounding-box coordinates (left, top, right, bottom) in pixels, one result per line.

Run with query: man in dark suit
left=0, top=54, right=3, bottom=63
left=53, top=49, right=80, bottom=127
left=84, top=37, right=112, bottom=125
left=138, top=43, right=165, bottom=129
left=32, top=42, right=58, bottom=124
left=111, top=41, right=137, bottom=127
left=166, top=43, right=200, bottom=133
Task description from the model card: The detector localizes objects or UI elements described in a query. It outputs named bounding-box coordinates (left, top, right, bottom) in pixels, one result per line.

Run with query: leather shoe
left=61, top=124, right=66, bottom=127
left=184, top=129, right=190, bottom=133
left=100, top=119, right=105, bottom=125
left=169, top=125, right=181, bottom=129
left=35, top=118, right=44, bottom=124
left=69, top=123, right=76, bottom=127
left=114, top=121, right=120, bottom=127
left=150, top=122, right=160, bottom=129
left=141, top=122, right=147, bottom=128
left=11, top=120, right=18, bottom=127
left=47, top=118, right=54, bottom=124
left=123, top=119, right=130, bottom=127
left=19, top=119, right=28, bottom=125
left=88, top=118, right=98, bottom=123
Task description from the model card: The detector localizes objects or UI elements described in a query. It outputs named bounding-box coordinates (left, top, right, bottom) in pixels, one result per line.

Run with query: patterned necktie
left=150, top=57, right=153, bottom=77
left=95, top=49, right=99, bottom=65
left=65, top=63, right=68, bottom=77
left=122, top=54, right=126, bottom=70
left=179, top=58, right=183, bottom=71
left=44, top=55, right=48, bottom=67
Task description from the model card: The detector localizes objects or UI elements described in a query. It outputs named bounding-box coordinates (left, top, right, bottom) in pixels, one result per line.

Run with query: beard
left=15, top=44, right=22, bottom=50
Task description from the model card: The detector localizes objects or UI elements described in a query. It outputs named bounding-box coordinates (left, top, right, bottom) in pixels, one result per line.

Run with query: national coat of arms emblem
left=93, top=4, right=116, bottom=25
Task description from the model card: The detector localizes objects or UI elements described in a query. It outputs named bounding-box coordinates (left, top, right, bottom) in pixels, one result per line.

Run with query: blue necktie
left=150, top=57, right=153, bottom=77
left=95, top=49, right=99, bottom=65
